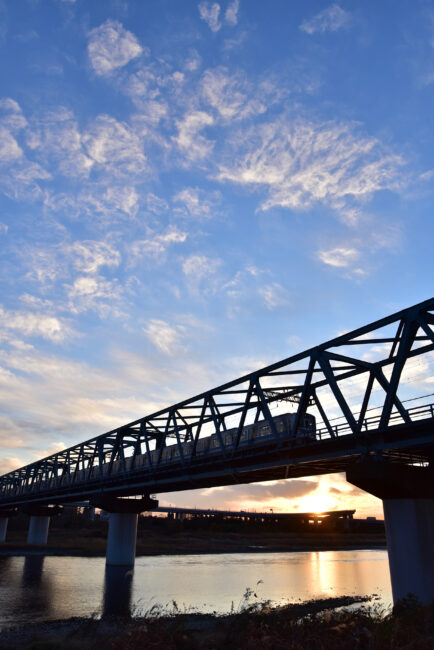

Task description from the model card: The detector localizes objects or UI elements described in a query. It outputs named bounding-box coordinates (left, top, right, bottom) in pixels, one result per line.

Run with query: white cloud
left=26, top=107, right=94, bottom=177
left=184, top=49, right=202, bottom=72
left=88, top=20, right=143, bottom=76
left=84, top=115, right=147, bottom=177
left=317, top=246, right=360, bottom=268
left=217, top=117, right=403, bottom=215
left=201, top=67, right=266, bottom=121
left=0, top=305, right=72, bottom=343
left=258, top=282, right=290, bottom=309
left=0, top=98, right=27, bottom=132
left=146, top=193, right=169, bottom=214
left=70, top=240, right=121, bottom=274
left=131, top=227, right=187, bottom=261
left=420, top=169, right=434, bottom=181
left=198, top=2, right=221, bottom=32
left=182, top=254, right=222, bottom=278
left=24, top=247, right=62, bottom=284
left=0, top=102, right=51, bottom=199
left=174, top=110, right=214, bottom=162
left=44, top=184, right=140, bottom=222
left=144, top=319, right=184, bottom=355
left=0, top=127, right=22, bottom=162
left=225, top=0, right=240, bottom=26
left=300, top=4, right=351, bottom=35
left=173, top=186, right=220, bottom=218
left=124, top=66, right=158, bottom=102
left=0, top=222, right=7, bottom=234
left=67, top=275, right=123, bottom=316
left=0, top=457, right=23, bottom=474
left=3, top=159, right=51, bottom=201
left=0, top=336, right=231, bottom=462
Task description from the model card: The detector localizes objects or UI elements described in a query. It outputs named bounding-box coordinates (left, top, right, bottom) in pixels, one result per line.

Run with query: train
left=24, top=411, right=316, bottom=491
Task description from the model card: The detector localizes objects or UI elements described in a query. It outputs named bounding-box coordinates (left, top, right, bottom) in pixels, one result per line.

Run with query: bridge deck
left=1, top=411, right=433, bottom=508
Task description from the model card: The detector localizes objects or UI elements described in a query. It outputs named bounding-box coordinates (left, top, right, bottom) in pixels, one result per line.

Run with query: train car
left=96, top=411, right=316, bottom=474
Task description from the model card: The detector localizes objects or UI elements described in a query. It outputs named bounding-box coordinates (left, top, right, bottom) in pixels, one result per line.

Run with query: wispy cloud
left=131, top=227, right=187, bottom=261
left=182, top=254, right=222, bottom=279
left=217, top=117, right=403, bottom=217
left=225, top=0, right=240, bottom=26
left=144, top=319, right=184, bottom=355
left=66, top=275, right=124, bottom=317
left=173, top=186, right=221, bottom=219
left=201, top=67, right=266, bottom=121
left=0, top=127, right=22, bottom=162
left=87, top=20, right=143, bottom=76
left=300, top=4, right=351, bottom=35
left=84, top=115, right=148, bottom=177
left=26, top=107, right=93, bottom=178
left=0, top=305, right=72, bottom=343
left=198, top=2, right=221, bottom=32
left=317, top=246, right=360, bottom=268
left=258, top=282, right=290, bottom=309
left=0, top=99, right=51, bottom=200
left=174, top=110, right=214, bottom=162
left=70, top=240, right=121, bottom=274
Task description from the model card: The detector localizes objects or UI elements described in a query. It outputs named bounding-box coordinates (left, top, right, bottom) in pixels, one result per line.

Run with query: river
left=0, top=550, right=392, bottom=628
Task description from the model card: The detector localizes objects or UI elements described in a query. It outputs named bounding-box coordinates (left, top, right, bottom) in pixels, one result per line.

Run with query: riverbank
left=0, top=595, right=432, bottom=649
left=0, top=528, right=386, bottom=557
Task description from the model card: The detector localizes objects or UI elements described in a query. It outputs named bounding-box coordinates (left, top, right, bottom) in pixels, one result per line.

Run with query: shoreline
left=0, top=528, right=387, bottom=560
left=3, top=594, right=432, bottom=650
left=0, top=595, right=375, bottom=647
left=0, top=542, right=387, bottom=558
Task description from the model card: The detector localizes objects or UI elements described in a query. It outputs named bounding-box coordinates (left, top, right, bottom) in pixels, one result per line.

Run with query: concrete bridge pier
left=23, top=505, right=62, bottom=546
left=28, top=515, right=50, bottom=545
left=0, top=509, right=17, bottom=543
left=92, top=495, right=158, bottom=567
left=347, top=461, right=434, bottom=604
left=0, top=517, right=8, bottom=543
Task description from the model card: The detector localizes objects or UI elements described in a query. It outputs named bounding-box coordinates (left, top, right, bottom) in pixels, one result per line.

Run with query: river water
left=0, top=550, right=392, bottom=629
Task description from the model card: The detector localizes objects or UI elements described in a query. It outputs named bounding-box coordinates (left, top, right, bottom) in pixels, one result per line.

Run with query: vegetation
left=1, top=595, right=434, bottom=649
left=2, top=511, right=386, bottom=557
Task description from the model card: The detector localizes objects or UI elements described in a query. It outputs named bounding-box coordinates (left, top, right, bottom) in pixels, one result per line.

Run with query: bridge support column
left=106, top=512, right=138, bottom=567
left=27, top=516, right=50, bottom=545
left=347, top=461, right=434, bottom=604
left=0, top=509, right=17, bottom=543
left=91, top=495, right=158, bottom=567
left=0, top=518, right=8, bottom=543
left=22, top=505, right=62, bottom=546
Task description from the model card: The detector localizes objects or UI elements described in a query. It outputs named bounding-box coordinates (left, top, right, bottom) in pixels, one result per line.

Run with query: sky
left=1, top=0, right=434, bottom=519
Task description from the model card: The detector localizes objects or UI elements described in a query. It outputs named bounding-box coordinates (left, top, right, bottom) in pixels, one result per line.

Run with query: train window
left=259, top=425, right=271, bottom=436
left=212, top=437, right=220, bottom=448
left=225, top=433, right=233, bottom=445
left=277, top=421, right=284, bottom=433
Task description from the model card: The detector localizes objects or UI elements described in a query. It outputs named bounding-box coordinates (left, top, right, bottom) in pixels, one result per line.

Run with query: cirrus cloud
left=88, top=20, right=143, bottom=76
left=300, top=4, right=351, bottom=35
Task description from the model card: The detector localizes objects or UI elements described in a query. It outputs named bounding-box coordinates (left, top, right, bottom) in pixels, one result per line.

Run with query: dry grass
left=1, top=595, right=434, bottom=650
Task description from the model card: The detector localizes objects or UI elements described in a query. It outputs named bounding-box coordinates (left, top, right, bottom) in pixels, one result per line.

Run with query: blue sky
left=0, top=0, right=433, bottom=517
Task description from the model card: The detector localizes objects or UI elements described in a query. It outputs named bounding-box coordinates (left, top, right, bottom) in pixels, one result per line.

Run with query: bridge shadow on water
left=22, top=555, right=45, bottom=585
left=102, top=565, right=134, bottom=618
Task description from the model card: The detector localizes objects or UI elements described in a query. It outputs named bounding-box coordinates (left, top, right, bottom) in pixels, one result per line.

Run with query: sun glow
left=289, top=493, right=336, bottom=515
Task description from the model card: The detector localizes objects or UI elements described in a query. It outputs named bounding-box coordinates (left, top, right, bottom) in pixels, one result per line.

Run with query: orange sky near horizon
left=159, top=472, right=385, bottom=520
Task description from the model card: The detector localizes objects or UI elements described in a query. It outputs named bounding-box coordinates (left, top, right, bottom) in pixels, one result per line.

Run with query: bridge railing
left=317, top=401, right=434, bottom=440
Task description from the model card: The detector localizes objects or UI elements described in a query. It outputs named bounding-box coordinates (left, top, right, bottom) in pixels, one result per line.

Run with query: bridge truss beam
left=1, top=298, right=434, bottom=505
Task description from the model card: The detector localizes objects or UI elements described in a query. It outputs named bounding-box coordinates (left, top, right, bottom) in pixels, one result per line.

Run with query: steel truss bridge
left=2, top=298, right=434, bottom=508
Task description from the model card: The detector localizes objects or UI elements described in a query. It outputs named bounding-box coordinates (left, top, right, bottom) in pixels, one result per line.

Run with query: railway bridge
left=1, top=298, right=434, bottom=603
